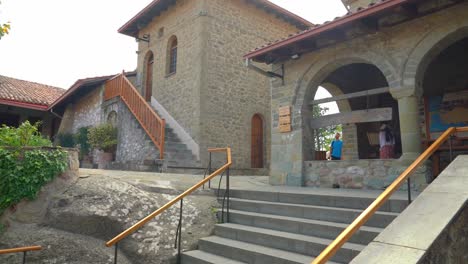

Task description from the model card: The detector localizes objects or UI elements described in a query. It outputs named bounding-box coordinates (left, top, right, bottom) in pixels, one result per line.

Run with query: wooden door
left=145, top=52, right=154, bottom=102
left=251, top=114, right=264, bottom=168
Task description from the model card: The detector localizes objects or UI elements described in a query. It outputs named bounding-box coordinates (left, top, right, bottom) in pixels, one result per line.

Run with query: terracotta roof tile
left=0, top=75, right=65, bottom=107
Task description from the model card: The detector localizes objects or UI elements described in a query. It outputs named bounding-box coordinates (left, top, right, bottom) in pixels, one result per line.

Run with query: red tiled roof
left=48, top=71, right=137, bottom=110
left=119, top=0, right=313, bottom=37
left=244, top=0, right=411, bottom=61
left=0, top=75, right=65, bottom=110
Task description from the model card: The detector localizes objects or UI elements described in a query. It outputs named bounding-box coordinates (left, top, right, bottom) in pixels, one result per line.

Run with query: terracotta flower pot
left=96, top=152, right=113, bottom=169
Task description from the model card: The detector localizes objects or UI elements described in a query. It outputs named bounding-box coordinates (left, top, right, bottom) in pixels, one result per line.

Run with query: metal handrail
left=106, top=148, right=232, bottom=263
left=0, top=246, right=42, bottom=264
left=312, top=127, right=468, bottom=264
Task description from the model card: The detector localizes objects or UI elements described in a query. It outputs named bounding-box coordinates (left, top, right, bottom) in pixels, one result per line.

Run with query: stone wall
left=57, top=86, right=103, bottom=135
left=268, top=3, right=468, bottom=185
left=102, top=99, right=160, bottom=165
left=199, top=0, right=300, bottom=169
left=304, top=160, right=429, bottom=191
left=136, top=0, right=204, bottom=143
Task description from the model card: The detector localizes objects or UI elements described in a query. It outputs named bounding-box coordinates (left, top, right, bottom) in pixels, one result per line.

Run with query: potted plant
left=74, top=127, right=92, bottom=166
left=88, top=124, right=117, bottom=169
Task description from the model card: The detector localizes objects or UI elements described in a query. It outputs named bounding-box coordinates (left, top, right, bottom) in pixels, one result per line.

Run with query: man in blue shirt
left=330, top=132, right=343, bottom=160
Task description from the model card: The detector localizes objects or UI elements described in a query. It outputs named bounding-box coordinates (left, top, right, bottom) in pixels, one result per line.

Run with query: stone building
left=0, top=75, right=64, bottom=137
left=53, top=0, right=311, bottom=172
left=245, top=0, right=468, bottom=190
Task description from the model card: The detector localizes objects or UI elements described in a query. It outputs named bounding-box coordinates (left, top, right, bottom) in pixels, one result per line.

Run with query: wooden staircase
left=104, top=73, right=165, bottom=159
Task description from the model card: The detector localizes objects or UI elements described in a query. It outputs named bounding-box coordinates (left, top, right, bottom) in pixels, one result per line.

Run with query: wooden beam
left=309, top=107, right=392, bottom=129
left=310, top=87, right=389, bottom=105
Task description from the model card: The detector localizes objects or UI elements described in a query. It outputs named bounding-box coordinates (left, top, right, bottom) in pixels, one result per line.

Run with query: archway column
left=390, top=87, right=422, bottom=161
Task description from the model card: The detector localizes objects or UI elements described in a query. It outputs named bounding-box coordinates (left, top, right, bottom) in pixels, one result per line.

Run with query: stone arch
left=107, top=111, right=118, bottom=127
left=320, top=82, right=351, bottom=112
left=292, top=51, right=399, bottom=130
left=403, top=23, right=468, bottom=96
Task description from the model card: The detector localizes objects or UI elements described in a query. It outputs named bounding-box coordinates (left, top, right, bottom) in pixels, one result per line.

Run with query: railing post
left=449, top=135, right=453, bottom=162
left=160, top=119, right=166, bottom=160
left=22, top=251, right=26, bottom=264
left=208, top=153, right=212, bottom=189
left=114, top=242, right=118, bottom=264
left=174, top=199, right=183, bottom=264
left=407, top=177, right=412, bottom=205
left=226, top=167, right=230, bottom=223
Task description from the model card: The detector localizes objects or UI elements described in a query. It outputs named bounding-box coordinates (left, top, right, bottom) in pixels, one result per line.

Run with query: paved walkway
left=79, top=169, right=416, bottom=200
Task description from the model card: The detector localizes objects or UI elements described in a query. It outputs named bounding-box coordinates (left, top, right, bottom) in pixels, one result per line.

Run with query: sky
left=0, top=0, right=346, bottom=89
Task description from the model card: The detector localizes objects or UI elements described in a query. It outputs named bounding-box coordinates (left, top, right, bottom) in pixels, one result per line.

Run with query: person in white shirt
left=379, top=124, right=395, bottom=159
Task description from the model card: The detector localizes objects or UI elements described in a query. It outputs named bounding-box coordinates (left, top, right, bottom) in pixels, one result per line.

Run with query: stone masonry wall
left=136, top=0, right=204, bottom=144
left=269, top=3, right=468, bottom=185
left=103, top=99, right=160, bottom=165
left=200, top=0, right=301, bottom=168
left=70, top=86, right=103, bottom=133
left=304, top=160, right=430, bottom=191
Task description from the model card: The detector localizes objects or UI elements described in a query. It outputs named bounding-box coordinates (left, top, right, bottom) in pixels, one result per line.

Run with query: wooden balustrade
left=104, top=73, right=165, bottom=159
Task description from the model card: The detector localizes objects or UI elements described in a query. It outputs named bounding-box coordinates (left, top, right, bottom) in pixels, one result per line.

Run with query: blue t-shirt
left=331, top=140, right=343, bottom=158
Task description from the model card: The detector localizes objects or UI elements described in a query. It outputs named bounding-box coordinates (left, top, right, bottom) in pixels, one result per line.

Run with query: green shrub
left=56, top=133, right=75, bottom=148
left=88, top=123, right=117, bottom=152
left=0, top=148, right=67, bottom=213
left=0, top=121, right=51, bottom=147
left=74, top=127, right=91, bottom=159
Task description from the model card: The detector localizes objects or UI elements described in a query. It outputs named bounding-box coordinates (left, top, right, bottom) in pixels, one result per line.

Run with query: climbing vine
left=0, top=122, right=68, bottom=214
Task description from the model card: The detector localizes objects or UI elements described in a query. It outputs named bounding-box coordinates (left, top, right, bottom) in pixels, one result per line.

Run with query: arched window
left=167, top=36, right=178, bottom=75
left=144, top=51, right=154, bottom=101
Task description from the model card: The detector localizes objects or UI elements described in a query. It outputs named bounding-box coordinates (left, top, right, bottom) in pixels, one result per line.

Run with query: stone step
left=226, top=197, right=398, bottom=228
left=219, top=209, right=382, bottom=245
left=225, top=189, right=407, bottom=213
left=182, top=250, right=247, bottom=264
left=198, top=236, right=326, bottom=264
left=214, top=223, right=364, bottom=263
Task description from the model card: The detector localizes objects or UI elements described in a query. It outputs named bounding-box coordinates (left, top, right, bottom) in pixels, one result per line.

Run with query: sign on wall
left=427, top=91, right=468, bottom=133
left=279, top=106, right=292, bottom=133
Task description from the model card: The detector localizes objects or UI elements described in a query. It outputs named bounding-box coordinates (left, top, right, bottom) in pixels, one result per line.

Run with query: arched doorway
left=419, top=35, right=468, bottom=176
left=303, top=63, right=401, bottom=160
left=144, top=51, right=154, bottom=102
left=251, top=114, right=264, bottom=168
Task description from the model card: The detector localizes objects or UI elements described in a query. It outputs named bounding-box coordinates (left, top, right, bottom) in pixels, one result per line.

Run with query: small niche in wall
left=158, top=27, right=164, bottom=38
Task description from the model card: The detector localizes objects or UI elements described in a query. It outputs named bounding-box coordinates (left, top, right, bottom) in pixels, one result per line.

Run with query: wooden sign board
left=279, top=106, right=292, bottom=133
left=309, top=107, right=392, bottom=129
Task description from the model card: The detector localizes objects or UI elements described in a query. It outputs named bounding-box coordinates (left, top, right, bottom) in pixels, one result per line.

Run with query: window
left=167, top=36, right=178, bottom=75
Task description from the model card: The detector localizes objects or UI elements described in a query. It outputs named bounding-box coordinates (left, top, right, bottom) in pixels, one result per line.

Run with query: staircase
left=182, top=188, right=408, bottom=264
left=163, top=124, right=201, bottom=170
left=104, top=73, right=201, bottom=171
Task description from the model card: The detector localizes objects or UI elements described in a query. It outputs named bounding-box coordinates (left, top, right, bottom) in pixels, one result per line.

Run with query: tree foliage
left=0, top=1, right=10, bottom=39
left=0, top=121, right=67, bottom=215
left=312, top=105, right=342, bottom=151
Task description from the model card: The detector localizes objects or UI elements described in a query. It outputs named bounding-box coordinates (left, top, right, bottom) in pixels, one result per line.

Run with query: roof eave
left=244, top=0, right=412, bottom=62
left=0, top=99, right=49, bottom=111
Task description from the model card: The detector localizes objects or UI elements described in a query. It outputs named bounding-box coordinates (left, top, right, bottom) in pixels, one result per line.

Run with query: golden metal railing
left=312, top=127, right=468, bottom=263
left=0, top=246, right=42, bottom=263
left=104, top=73, right=165, bottom=159
left=106, top=148, right=232, bottom=263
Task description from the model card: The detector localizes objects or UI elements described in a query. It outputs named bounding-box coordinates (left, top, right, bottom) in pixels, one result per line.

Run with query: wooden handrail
left=0, top=246, right=42, bottom=255
left=106, top=148, right=232, bottom=247
left=312, top=127, right=464, bottom=264
left=104, top=73, right=165, bottom=159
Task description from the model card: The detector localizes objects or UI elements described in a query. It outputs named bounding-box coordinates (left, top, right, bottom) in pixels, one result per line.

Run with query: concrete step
left=214, top=223, right=364, bottom=263
left=225, top=189, right=407, bottom=213
left=219, top=209, right=382, bottom=245
left=198, top=236, right=333, bottom=264
left=182, top=250, right=247, bottom=264
left=226, top=198, right=398, bottom=228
